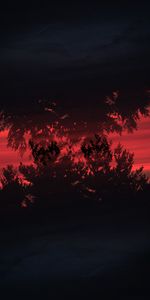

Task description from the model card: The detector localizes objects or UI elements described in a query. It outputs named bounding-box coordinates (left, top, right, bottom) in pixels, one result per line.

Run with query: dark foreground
left=0, top=203, right=150, bottom=299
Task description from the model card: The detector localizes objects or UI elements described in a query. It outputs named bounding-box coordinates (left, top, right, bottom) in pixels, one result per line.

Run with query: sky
left=0, top=2, right=150, bottom=112
left=0, top=2, right=150, bottom=175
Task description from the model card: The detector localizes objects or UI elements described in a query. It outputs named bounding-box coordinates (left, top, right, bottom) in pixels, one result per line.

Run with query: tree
left=81, top=134, right=112, bottom=174
left=0, top=134, right=149, bottom=212
left=80, top=138, right=149, bottom=204
left=19, top=137, right=83, bottom=209
left=0, top=165, right=24, bottom=210
left=29, top=139, right=60, bottom=166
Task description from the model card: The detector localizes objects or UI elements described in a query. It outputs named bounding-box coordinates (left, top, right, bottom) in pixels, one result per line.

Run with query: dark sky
left=0, top=2, right=150, bottom=119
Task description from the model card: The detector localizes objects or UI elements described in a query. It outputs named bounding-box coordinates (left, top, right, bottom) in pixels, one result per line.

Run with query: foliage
left=29, top=139, right=60, bottom=166
left=0, top=165, right=25, bottom=210
left=0, top=133, right=149, bottom=211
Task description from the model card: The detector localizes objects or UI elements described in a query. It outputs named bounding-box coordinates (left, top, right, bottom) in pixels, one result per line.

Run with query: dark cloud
left=0, top=2, right=150, bottom=119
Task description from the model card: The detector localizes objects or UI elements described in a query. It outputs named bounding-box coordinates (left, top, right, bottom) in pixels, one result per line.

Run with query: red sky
left=0, top=131, right=30, bottom=168
left=0, top=115, right=150, bottom=177
left=110, top=115, right=150, bottom=176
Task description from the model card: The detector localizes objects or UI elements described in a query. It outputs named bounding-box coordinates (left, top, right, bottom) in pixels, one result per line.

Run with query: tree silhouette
left=80, top=138, right=148, bottom=204
left=0, top=165, right=25, bottom=210
left=81, top=134, right=112, bottom=174
left=29, top=139, right=60, bottom=166
left=103, top=90, right=150, bottom=134
left=0, top=90, right=149, bottom=155
left=18, top=158, right=82, bottom=209
left=0, top=112, right=148, bottom=211
left=114, top=143, right=134, bottom=176
left=111, top=144, right=148, bottom=199
left=0, top=134, right=149, bottom=212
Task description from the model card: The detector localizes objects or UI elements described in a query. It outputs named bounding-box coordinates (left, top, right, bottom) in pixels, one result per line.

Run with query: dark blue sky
left=0, top=2, right=150, bottom=119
